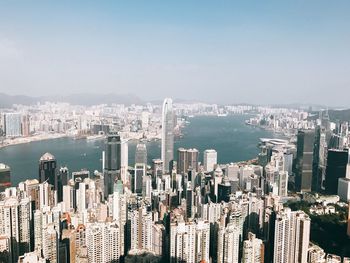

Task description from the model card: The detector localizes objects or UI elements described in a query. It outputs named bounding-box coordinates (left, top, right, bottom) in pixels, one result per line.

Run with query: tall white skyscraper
left=77, top=182, right=86, bottom=214
left=62, top=185, right=73, bottom=212
left=203, top=149, right=217, bottom=172
left=161, top=98, right=174, bottom=174
left=120, top=139, right=129, bottom=184
left=273, top=208, right=310, bottom=263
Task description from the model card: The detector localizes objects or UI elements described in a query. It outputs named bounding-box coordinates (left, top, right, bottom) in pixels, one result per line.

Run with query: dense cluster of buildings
left=0, top=99, right=350, bottom=262
left=0, top=101, right=259, bottom=147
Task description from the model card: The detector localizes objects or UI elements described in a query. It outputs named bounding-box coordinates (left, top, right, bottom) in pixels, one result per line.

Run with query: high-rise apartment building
left=170, top=219, right=210, bottom=263
left=217, top=223, right=240, bottom=263
left=273, top=209, right=310, bottom=263
left=4, top=113, right=22, bottom=137
left=18, top=197, right=31, bottom=256
left=242, top=232, right=264, bottom=263
left=42, top=224, right=58, bottom=263
left=0, top=197, right=19, bottom=263
left=86, top=223, right=103, bottom=263
left=129, top=207, right=153, bottom=252
left=86, top=222, right=121, bottom=263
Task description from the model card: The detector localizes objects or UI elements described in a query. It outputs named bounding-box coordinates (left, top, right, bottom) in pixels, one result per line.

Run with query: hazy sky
left=0, top=1, right=349, bottom=105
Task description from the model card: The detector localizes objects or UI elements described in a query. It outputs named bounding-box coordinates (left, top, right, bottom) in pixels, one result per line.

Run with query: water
left=0, top=115, right=280, bottom=185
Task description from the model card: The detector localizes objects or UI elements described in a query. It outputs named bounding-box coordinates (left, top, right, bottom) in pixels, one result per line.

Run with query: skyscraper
left=105, top=133, right=122, bottom=171
left=177, top=148, right=199, bottom=174
left=86, top=223, right=103, bottom=263
left=133, top=163, right=145, bottom=194
left=0, top=197, right=19, bottom=263
left=21, top=115, right=30, bottom=137
left=203, top=149, right=217, bottom=172
left=187, top=148, right=199, bottom=173
left=4, top=113, right=22, bottom=137
left=325, top=149, right=348, bottom=194
left=170, top=219, right=210, bottom=263
left=135, top=143, right=147, bottom=165
left=18, top=197, right=31, bottom=256
left=152, top=159, right=163, bottom=188
left=129, top=207, right=153, bottom=252
left=177, top=148, right=188, bottom=175
left=39, top=153, right=57, bottom=190
left=338, top=155, right=350, bottom=201
left=273, top=209, right=310, bottom=263
left=295, top=130, right=315, bottom=192
left=120, top=139, right=129, bottom=184
left=312, top=126, right=328, bottom=192
left=161, top=98, right=174, bottom=174
left=57, top=167, right=69, bottom=202
left=218, top=175, right=232, bottom=203
left=242, top=232, right=264, bottom=263
left=104, top=133, right=121, bottom=198
left=217, top=223, right=240, bottom=263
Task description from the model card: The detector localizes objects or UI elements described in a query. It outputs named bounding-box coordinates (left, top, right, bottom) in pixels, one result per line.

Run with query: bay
left=0, top=115, right=280, bottom=186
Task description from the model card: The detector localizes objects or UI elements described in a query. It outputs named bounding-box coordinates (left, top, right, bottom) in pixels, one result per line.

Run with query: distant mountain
left=0, top=93, right=143, bottom=108
left=0, top=93, right=38, bottom=108
left=48, top=93, right=143, bottom=106
left=328, top=109, right=350, bottom=122
left=309, top=109, right=350, bottom=122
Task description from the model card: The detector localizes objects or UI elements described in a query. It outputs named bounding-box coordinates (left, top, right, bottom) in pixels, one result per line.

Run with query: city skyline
left=1, top=1, right=350, bottom=262
left=1, top=99, right=350, bottom=262
left=0, top=1, right=350, bottom=106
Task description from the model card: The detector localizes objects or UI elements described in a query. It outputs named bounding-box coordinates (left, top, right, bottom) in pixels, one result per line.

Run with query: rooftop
left=39, top=152, right=55, bottom=161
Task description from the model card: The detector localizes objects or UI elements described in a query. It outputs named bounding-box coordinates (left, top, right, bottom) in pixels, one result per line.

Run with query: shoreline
left=0, top=133, right=69, bottom=149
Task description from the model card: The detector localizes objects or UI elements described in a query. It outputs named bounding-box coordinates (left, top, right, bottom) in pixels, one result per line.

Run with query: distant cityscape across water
left=0, top=115, right=280, bottom=186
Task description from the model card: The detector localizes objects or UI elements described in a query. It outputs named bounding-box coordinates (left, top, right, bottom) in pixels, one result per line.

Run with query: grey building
left=104, top=133, right=121, bottom=198
left=161, top=98, right=174, bottom=174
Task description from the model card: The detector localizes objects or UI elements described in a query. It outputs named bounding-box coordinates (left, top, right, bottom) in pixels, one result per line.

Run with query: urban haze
left=0, top=1, right=350, bottom=263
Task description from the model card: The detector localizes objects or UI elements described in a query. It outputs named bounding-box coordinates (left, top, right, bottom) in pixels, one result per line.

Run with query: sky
left=0, top=1, right=349, bottom=106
